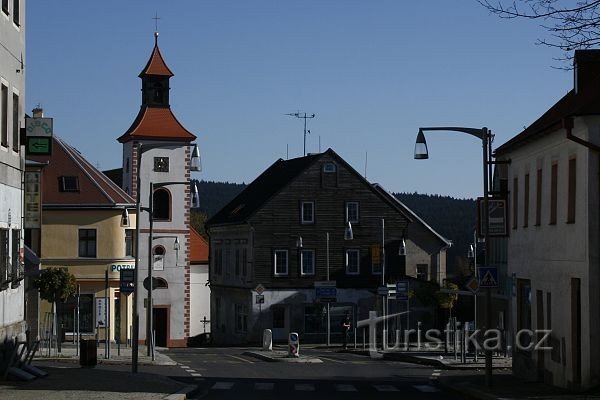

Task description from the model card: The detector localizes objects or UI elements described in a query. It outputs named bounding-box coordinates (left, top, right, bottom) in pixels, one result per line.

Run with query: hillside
left=194, top=180, right=476, bottom=275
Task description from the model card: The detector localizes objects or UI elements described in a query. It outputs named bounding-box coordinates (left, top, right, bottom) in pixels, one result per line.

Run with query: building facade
left=0, top=0, right=25, bottom=345
left=207, top=149, right=449, bottom=344
left=189, top=228, right=210, bottom=338
left=27, top=128, right=137, bottom=345
left=117, top=33, right=199, bottom=347
left=496, top=50, right=600, bottom=390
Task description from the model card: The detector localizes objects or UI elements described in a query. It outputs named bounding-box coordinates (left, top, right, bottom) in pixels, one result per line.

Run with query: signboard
left=395, top=280, right=409, bottom=301
left=466, top=277, right=480, bottom=293
left=254, top=284, right=265, bottom=295
left=110, top=263, right=135, bottom=272
left=478, top=266, right=498, bottom=288
left=478, top=198, right=508, bottom=237
left=24, top=171, right=41, bottom=229
left=316, top=287, right=337, bottom=303
left=256, top=294, right=265, bottom=304
left=25, top=117, right=53, bottom=137
left=95, top=298, right=106, bottom=327
left=26, top=136, right=52, bottom=155
left=120, top=269, right=135, bottom=294
left=377, top=286, right=389, bottom=296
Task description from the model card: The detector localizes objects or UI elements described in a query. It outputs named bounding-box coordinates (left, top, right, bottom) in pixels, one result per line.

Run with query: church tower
left=118, top=32, right=199, bottom=348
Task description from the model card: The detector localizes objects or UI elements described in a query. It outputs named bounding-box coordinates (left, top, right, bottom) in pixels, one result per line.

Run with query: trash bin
left=80, top=339, right=97, bottom=367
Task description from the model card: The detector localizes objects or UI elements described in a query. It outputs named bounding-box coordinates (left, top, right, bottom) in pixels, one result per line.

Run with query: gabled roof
left=371, top=183, right=451, bottom=247
left=190, top=228, right=209, bottom=264
left=139, top=43, right=174, bottom=78
left=207, top=152, right=323, bottom=225
left=117, top=106, right=197, bottom=143
left=207, top=148, right=413, bottom=227
left=27, top=135, right=135, bottom=208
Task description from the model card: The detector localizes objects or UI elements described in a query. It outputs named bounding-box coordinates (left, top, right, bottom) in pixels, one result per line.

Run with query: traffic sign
left=377, top=286, right=389, bottom=296
left=120, top=269, right=135, bottom=294
left=254, top=284, right=265, bottom=295
left=26, top=137, right=52, bottom=155
left=466, top=277, right=480, bottom=293
left=316, top=287, right=336, bottom=303
left=478, top=266, right=498, bottom=288
left=256, top=294, right=265, bottom=304
left=395, top=280, right=409, bottom=301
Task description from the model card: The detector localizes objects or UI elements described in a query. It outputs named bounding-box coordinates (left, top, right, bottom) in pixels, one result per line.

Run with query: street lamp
left=414, top=126, right=493, bottom=387
left=129, top=142, right=200, bottom=373
left=467, top=230, right=479, bottom=362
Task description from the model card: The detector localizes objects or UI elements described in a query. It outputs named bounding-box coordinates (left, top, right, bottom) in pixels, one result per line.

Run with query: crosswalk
left=207, top=381, right=440, bottom=393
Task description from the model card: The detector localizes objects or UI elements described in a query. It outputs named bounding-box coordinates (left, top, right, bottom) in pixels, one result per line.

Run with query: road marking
left=335, top=384, right=357, bottom=391
left=294, top=384, right=315, bottom=391
left=191, top=373, right=202, bottom=377
left=228, top=354, right=254, bottom=364
left=320, top=356, right=344, bottom=363
left=373, top=384, right=399, bottom=392
left=434, top=369, right=442, bottom=372
left=413, top=384, right=440, bottom=392
left=179, top=365, right=189, bottom=369
left=431, top=372, right=441, bottom=376
left=255, top=382, right=274, bottom=390
left=212, top=382, right=234, bottom=390
left=185, top=369, right=195, bottom=373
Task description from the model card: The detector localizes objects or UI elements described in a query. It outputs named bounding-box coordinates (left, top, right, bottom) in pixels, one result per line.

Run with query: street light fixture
left=414, top=126, right=493, bottom=387
left=130, top=142, right=200, bottom=373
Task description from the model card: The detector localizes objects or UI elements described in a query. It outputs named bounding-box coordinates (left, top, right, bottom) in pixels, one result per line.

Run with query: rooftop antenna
left=285, top=111, right=316, bottom=156
left=364, top=152, right=368, bottom=179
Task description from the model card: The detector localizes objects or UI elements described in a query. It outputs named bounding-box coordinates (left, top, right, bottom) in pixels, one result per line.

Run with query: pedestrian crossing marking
left=255, top=383, right=274, bottom=390
left=413, top=384, right=440, bottom=392
left=295, top=384, right=315, bottom=391
left=185, top=369, right=195, bottom=373
left=191, top=373, right=202, bottom=377
left=431, top=372, right=441, bottom=376
left=212, top=382, right=234, bottom=390
left=374, top=384, right=399, bottom=392
left=335, top=384, right=357, bottom=391
left=179, top=365, right=189, bottom=369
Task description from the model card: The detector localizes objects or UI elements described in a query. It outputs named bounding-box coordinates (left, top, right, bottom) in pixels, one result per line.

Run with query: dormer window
left=60, top=176, right=79, bottom=192
left=323, top=163, right=336, bottom=173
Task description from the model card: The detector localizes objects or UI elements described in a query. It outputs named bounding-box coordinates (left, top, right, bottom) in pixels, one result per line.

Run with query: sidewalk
left=0, top=343, right=196, bottom=400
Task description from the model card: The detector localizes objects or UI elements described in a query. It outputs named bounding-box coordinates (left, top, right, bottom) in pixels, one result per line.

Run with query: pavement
left=0, top=342, right=196, bottom=400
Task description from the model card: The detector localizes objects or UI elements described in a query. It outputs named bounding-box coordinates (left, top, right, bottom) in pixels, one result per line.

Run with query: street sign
left=26, top=137, right=52, bottom=155
left=377, top=286, right=389, bottom=296
left=478, top=266, right=498, bottom=288
left=120, top=269, right=135, bottom=294
left=395, top=280, right=409, bottom=301
left=254, top=284, right=265, bottom=295
left=466, top=277, right=480, bottom=293
left=316, top=287, right=337, bottom=303
left=314, top=281, right=336, bottom=288
left=256, top=294, right=265, bottom=304
left=478, top=198, right=508, bottom=237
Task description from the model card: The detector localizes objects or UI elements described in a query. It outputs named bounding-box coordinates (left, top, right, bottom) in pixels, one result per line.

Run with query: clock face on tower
left=154, top=157, right=169, bottom=172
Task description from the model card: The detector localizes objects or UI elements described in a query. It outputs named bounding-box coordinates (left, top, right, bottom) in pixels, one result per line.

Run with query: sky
left=26, top=0, right=573, bottom=199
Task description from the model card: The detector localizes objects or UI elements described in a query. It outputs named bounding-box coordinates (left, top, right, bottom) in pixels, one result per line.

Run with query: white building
left=0, top=0, right=25, bottom=345
left=496, top=50, right=600, bottom=390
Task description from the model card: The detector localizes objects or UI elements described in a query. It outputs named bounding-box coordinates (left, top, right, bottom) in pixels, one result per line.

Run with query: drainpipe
left=564, top=117, right=600, bottom=383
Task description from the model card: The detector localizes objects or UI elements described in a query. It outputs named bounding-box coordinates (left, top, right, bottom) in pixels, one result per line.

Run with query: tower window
left=153, top=188, right=170, bottom=220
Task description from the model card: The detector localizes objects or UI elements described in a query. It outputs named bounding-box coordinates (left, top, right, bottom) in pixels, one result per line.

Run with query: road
left=163, top=346, right=464, bottom=399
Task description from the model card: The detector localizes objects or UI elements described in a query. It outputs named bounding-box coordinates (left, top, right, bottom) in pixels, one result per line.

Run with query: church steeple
left=139, top=32, right=174, bottom=107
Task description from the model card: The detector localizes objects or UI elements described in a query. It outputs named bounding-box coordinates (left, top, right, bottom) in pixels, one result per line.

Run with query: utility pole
left=286, top=112, right=315, bottom=156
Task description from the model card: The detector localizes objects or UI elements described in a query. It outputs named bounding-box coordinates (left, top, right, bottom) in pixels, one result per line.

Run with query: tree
left=191, top=210, right=209, bottom=239
left=479, top=0, right=600, bottom=65
left=437, top=281, right=459, bottom=319
left=34, top=267, right=77, bottom=304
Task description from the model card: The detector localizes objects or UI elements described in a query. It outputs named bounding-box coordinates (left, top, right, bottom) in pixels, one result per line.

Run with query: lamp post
left=468, top=230, right=478, bottom=362
left=127, top=142, right=200, bottom=373
left=414, top=126, right=493, bottom=387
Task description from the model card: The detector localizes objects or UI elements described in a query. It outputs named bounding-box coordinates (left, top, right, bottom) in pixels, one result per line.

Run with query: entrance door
left=271, top=305, right=289, bottom=342
left=152, top=308, right=168, bottom=347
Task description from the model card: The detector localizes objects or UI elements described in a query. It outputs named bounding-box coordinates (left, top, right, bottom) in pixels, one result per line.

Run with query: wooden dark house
left=206, top=149, right=449, bottom=344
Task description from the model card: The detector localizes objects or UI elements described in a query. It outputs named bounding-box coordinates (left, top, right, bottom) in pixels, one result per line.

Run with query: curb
left=242, top=351, right=323, bottom=363
left=163, top=384, right=199, bottom=400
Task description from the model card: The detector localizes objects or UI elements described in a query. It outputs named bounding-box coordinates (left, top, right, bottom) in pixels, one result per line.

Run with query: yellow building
left=28, top=126, right=136, bottom=344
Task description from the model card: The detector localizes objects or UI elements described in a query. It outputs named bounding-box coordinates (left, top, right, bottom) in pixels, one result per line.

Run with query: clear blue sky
left=26, top=1, right=572, bottom=199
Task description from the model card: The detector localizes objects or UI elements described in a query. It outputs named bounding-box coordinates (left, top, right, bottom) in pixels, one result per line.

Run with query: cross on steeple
left=153, top=12, right=160, bottom=33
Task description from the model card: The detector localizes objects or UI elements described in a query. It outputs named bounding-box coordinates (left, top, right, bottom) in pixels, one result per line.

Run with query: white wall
left=190, top=263, right=210, bottom=336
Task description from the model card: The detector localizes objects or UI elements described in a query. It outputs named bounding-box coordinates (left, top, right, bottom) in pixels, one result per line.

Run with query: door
left=153, top=307, right=168, bottom=347
left=271, top=305, right=289, bottom=342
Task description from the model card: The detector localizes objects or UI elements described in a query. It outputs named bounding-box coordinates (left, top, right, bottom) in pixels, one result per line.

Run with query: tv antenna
left=286, top=112, right=316, bottom=156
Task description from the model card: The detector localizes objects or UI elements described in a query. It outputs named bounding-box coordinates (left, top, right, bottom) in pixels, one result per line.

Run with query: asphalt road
left=163, top=346, right=464, bottom=399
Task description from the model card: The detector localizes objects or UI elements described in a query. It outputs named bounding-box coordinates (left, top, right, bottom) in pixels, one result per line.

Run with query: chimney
left=573, top=50, right=600, bottom=94
left=32, top=106, right=43, bottom=118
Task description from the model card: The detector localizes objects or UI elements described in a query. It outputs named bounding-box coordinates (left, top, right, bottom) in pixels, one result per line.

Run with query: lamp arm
left=419, top=126, right=488, bottom=140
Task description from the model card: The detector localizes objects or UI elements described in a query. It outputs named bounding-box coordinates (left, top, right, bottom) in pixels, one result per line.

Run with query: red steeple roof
left=117, top=106, right=196, bottom=143
left=139, top=35, right=174, bottom=77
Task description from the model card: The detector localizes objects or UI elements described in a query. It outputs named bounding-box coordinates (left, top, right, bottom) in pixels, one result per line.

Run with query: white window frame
left=274, top=249, right=288, bottom=276
left=301, top=201, right=314, bottom=224
left=301, top=249, right=315, bottom=276
left=345, top=249, right=360, bottom=275
left=346, top=201, right=359, bottom=223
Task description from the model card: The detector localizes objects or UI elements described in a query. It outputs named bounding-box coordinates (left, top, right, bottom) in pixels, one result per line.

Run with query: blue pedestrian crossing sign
left=478, top=266, right=498, bottom=288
